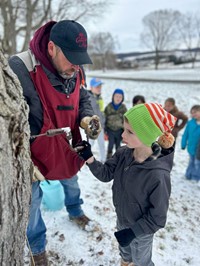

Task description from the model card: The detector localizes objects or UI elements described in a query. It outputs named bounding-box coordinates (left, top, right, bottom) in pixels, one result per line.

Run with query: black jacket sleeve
left=9, top=55, right=43, bottom=136
left=79, top=88, right=94, bottom=122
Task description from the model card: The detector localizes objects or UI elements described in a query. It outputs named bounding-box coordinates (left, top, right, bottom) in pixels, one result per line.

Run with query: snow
left=86, top=67, right=200, bottom=82
left=25, top=69, right=200, bottom=266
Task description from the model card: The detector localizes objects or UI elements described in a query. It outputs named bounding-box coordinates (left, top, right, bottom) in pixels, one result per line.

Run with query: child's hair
left=124, top=103, right=177, bottom=149
left=165, top=97, right=175, bottom=105
left=132, top=95, right=145, bottom=106
left=190, top=105, right=200, bottom=113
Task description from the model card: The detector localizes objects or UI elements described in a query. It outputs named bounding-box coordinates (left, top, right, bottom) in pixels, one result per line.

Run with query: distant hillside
left=116, top=48, right=200, bottom=60
left=116, top=48, right=200, bottom=68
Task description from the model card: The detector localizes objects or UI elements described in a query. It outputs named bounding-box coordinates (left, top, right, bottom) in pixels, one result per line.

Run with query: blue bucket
left=40, top=180, right=65, bottom=211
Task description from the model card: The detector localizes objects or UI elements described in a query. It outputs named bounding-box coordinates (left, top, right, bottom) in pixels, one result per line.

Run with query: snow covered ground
left=86, top=67, right=200, bottom=82
left=25, top=69, right=200, bottom=266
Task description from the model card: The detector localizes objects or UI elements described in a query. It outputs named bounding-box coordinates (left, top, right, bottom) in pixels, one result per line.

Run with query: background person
left=181, top=105, right=200, bottom=181
left=9, top=20, right=101, bottom=265
left=164, top=97, right=188, bottom=140
left=88, top=77, right=106, bottom=162
left=104, top=88, right=127, bottom=159
left=132, top=95, right=146, bottom=106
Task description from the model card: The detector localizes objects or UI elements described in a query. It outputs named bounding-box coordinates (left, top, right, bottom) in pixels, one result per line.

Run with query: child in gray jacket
left=75, top=103, right=176, bottom=266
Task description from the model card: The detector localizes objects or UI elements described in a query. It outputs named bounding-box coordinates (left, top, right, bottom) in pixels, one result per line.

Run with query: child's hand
left=74, top=140, right=93, bottom=161
left=114, top=228, right=135, bottom=247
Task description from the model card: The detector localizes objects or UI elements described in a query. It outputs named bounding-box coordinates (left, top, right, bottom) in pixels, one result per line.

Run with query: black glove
left=114, top=228, right=135, bottom=247
left=75, top=140, right=93, bottom=161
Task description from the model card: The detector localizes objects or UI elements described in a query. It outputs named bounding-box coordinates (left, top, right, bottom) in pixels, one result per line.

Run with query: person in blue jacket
left=181, top=104, right=200, bottom=181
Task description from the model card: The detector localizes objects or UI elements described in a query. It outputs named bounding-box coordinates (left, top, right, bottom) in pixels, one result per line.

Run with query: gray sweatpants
left=117, top=223, right=155, bottom=266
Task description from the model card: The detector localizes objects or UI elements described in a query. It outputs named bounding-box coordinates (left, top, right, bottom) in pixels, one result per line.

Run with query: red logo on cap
left=76, top=33, right=87, bottom=48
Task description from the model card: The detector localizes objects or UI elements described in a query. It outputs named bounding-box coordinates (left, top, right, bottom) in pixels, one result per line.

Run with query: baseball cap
left=90, top=77, right=104, bottom=87
left=50, top=20, right=92, bottom=65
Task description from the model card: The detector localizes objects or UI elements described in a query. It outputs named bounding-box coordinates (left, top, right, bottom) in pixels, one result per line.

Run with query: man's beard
left=59, top=69, right=80, bottom=79
left=59, top=72, right=75, bottom=79
left=50, top=57, right=78, bottom=79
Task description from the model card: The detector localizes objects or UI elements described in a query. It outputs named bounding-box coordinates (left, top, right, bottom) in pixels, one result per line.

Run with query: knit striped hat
left=124, top=103, right=177, bottom=147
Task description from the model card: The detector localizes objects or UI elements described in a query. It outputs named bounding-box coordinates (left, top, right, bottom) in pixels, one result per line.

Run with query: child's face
left=91, top=85, right=102, bottom=95
left=113, top=93, right=123, bottom=104
left=122, top=121, right=144, bottom=148
left=191, top=110, right=200, bottom=121
left=164, top=101, right=174, bottom=112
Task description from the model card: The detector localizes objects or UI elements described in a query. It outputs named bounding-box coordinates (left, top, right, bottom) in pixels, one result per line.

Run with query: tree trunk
left=0, top=49, right=32, bottom=265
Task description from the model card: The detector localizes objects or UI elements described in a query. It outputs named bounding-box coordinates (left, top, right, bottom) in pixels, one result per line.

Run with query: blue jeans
left=186, top=155, right=200, bottom=181
left=27, top=175, right=84, bottom=254
left=27, top=181, right=46, bottom=255
left=60, top=175, right=84, bottom=217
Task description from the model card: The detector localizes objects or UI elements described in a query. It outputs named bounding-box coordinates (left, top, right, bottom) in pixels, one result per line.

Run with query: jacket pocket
left=125, top=202, right=143, bottom=224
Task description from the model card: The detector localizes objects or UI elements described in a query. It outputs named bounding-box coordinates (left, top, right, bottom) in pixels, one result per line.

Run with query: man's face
left=48, top=41, right=79, bottom=79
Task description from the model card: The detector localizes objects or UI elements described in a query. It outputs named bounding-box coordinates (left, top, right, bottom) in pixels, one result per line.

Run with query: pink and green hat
left=124, top=103, right=177, bottom=147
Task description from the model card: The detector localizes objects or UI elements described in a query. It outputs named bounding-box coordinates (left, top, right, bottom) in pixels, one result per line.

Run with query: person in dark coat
left=9, top=20, right=101, bottom=265
left=75, top=103, right=177, bottom=266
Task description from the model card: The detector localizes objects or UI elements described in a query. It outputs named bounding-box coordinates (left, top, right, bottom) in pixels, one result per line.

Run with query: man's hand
left=75, top=140, right=93, bottom=161
left=33, top=166, right=45, bottom=182
left=80, top=115, right=101, bottom=140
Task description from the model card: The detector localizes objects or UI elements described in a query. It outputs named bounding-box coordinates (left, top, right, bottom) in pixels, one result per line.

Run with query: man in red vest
left=9, top=20, right=100, bottom=265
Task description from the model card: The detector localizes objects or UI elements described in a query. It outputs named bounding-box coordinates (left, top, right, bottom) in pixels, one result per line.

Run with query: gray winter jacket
left=87, top=145, right=174, bottom=237
left=88, top=91, right=105, bottom=127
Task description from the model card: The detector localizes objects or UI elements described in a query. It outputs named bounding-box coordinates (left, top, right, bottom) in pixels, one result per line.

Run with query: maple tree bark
left=0, top=50, right=32, bottom=265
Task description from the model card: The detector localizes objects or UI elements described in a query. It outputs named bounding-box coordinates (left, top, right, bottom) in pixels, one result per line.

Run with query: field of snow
left=86, top=67, right=200, bottom=82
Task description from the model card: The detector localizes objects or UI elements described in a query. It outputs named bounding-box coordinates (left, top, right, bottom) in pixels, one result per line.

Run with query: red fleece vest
left=30, top=65, right=84, bottom=180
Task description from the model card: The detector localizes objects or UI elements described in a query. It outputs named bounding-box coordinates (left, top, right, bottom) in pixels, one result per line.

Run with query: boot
left=31, top=251, right=48, bottom=266
left=107, top=151, right=112, bottom=159
left=121, top=259, right=135, bottom=266
left=69, top=214, right=91, bottom=230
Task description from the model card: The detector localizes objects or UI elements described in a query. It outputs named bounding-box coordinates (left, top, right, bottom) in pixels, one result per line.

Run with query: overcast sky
left=88, top=0, right=200, bottom=53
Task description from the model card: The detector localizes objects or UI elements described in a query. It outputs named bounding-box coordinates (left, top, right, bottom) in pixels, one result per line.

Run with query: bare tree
left=89, top=32, right=117, bottom=71
left=140, top=9, right=181, bottom=69
left=0, top=0, right=51, bottom=55
left=50, top=0, right=110, bottom=22
left=177, top=12, right=200, bottom=68
left=0, top=48, right=32, bottom=265
left=0, top=0, right=112, bottom=56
